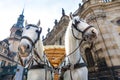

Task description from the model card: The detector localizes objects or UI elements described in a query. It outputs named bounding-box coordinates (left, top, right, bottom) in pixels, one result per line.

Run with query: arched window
left=85, top=48, right=95, bottom=67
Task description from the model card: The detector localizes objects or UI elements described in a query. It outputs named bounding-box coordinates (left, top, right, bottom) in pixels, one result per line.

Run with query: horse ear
left=70, top=12, right=73, bottom=19
left=25, top=20, right=28, bottom=26
left=37, top=20, right=40, bottom=27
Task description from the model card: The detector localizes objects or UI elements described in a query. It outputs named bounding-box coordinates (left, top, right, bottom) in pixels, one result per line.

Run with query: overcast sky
left=0, top=0, right=82, bottom=40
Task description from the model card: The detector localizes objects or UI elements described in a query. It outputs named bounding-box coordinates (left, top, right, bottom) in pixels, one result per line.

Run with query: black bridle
left=21, top=24, right=42, bottom=47
left=66, top=20, right=94, bottom=57
left=72, top=22, right=94, bottom=40
left=60, top=21, right=94, bottom=80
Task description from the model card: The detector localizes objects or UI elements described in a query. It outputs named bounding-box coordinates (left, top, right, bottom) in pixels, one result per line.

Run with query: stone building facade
left=0, top=9, right=24, bottom=66
left=43, top=14, right=69, bottom=45
left=0, top=10, right=24, bottom=80
left=43, top=0, right=120, bottom=79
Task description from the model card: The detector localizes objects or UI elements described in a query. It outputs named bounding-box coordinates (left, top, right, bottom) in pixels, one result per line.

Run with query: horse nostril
left=27, top=44, right=30, bottom=49
left=91, top=30, right=95, bottom=34
left=18, top=47, right=21, bottom=51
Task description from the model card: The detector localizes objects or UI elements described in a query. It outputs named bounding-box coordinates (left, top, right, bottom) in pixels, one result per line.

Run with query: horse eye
left=21, top=30, right=23, bottom=33
left=75, top=19, right=77, bottom=23
left=26, top=26, right=30, bottom=29
left=77, top=21, right=80, bottom=23
left=36, top=30, right=39, bottom=33
left=75, top=20, right=80, bottom=25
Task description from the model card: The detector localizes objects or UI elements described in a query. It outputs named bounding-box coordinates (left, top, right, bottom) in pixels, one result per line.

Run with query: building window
left=1, top=60, right=6, bottom=67
left=59, top=37, right=62, bottom=45
left=0, top=46, right=3, bottom=53
left=103, top=0, right=111, bottom=2
left=8, top=63, right=11, bottom=66
left=85, top=48, right=95, bottom=67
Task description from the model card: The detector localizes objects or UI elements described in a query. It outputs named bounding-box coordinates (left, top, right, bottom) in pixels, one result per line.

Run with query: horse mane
left=34, top=35, right=44, bottom=60
left=65, top=20, right=76, bottom=55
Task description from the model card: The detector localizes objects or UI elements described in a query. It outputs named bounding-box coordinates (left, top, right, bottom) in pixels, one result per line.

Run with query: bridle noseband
left=21, top=36, right=34, bottom=46
left=72, top=21, right=93, bottom=40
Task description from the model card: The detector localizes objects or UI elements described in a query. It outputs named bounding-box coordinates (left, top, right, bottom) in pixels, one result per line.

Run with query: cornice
left=77, top=1, right=120, bottom=19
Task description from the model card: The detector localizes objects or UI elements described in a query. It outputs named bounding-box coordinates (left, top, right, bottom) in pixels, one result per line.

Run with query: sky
left=0, top=0, right=82, bottom=41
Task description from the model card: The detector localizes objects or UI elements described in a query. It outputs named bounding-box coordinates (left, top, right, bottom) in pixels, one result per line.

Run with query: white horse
left=60, top=13, right=98, bottom=80
left=18, top=21, right=53, bottom=80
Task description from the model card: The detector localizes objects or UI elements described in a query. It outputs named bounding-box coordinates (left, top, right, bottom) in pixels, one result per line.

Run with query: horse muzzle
left=84, top=32, right=97, bottom=42
left=18, top=44, right=30, bottom=57
left=91, top=29, right=98, bottom=39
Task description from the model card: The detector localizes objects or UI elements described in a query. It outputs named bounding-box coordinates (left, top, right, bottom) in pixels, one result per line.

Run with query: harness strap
left=72, top=23, right=83, bottom=33
left=74, top=63, right=87, bottom=69
left=82, top=26, right=94, bottom=39
left=30, top=64, right=52, bottom=71
left=82, top=25, right=93, bottom=35
left=30, top=64, right=45, bottom=69
left=61, top=63, right=87, bottom=72
left=66, top=39, right=84, bottom=57
left=18, top=52, right=24, bottom=66
left=33, top=49, right=44, bottom=63
left=34, top=27, right=42, bottom=44
left=59, top=63, right=87, bottom=80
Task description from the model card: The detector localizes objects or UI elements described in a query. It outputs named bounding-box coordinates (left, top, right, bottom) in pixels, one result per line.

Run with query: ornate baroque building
left=0, top=10, right=24, bottom=79
left=43, top=8, right=69, bottom=45
left=0, top=10, right=24, bottom=66
left=43, top=0, right=120, bottom=80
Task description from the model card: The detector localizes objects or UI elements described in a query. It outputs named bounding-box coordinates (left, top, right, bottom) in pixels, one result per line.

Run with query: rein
left=33, top=48, right=45, bottom=63
left=66, top=38, right=84, bottom=57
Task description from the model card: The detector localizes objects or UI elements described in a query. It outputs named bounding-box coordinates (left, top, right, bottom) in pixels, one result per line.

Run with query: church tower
left=10, top=9, right=24, bottom=39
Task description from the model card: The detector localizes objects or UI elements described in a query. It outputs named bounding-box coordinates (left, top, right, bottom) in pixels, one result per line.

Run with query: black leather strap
left=21, top=36, right=34, bottom=46
left=30, top=64, right=45, bottom=69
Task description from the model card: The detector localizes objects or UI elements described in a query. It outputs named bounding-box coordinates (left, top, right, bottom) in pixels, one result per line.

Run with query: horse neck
left=35, top=39, right=44, bottom=61
left=65, top=25, right=84, bottom=64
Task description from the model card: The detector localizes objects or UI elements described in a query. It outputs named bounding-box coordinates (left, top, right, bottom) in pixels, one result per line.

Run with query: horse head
left=18, top=20, right=42, bottom=57
left=70, top=13, right=98, bottom=42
